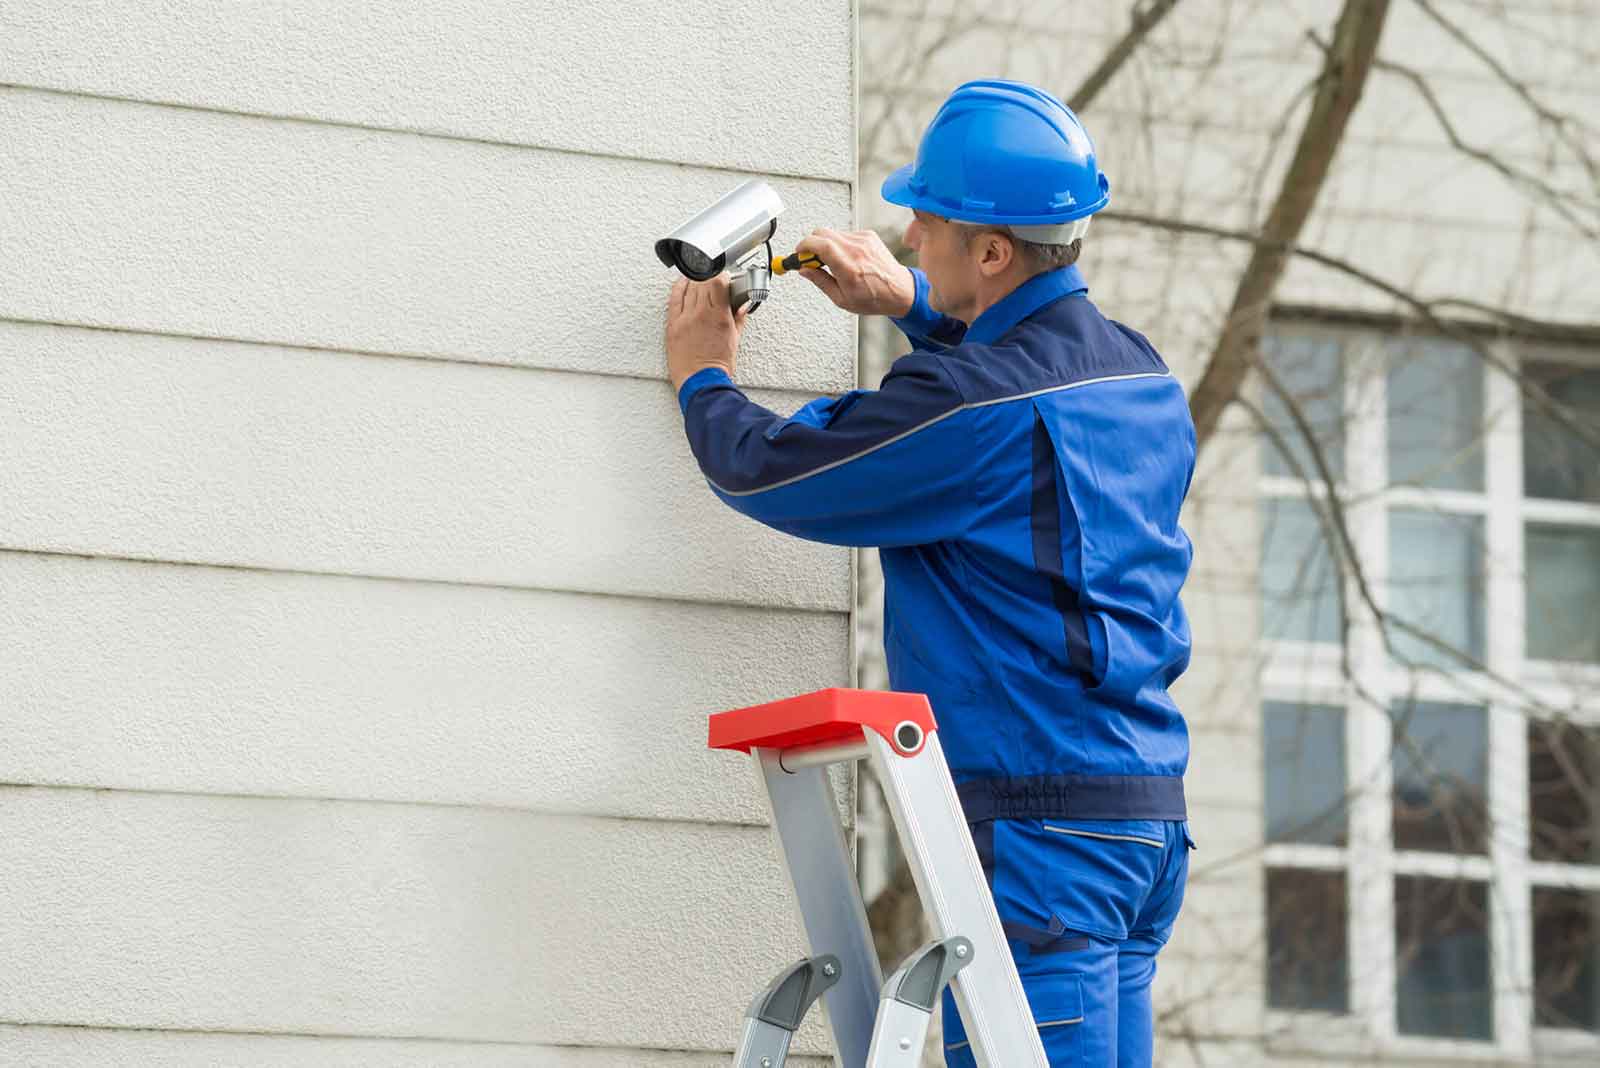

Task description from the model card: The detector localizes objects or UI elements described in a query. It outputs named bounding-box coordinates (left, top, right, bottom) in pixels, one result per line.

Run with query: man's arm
left=678, top=352, right=975, bottom=547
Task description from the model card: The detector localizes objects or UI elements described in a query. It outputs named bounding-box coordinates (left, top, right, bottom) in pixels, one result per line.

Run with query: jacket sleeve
left=890, top=268, right=967, bottom=349
left=676, top=352, right=976, bottom=547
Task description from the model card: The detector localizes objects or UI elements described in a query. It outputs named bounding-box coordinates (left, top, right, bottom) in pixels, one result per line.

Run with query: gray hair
left=954, top=222, right=1083, bottom=274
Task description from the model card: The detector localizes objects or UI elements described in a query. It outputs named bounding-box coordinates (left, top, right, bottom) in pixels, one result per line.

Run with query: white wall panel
left=0, top=551, right=845, bottom=823
left=2, top=2, right=857, bottom=1061
left=0, top=788, right=832, bottom=1054
left=0, top=321, right=850, bottom=611
left=0, top=1026, right=832, bottom=1068
left=0, top=88, right=854, bottom=394
left=0, top=1, right=854, bottom=182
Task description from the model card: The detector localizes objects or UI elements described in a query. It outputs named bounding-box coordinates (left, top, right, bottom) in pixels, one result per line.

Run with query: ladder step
left=866, top=936, right=974, bottom=1066
left=733, top=954, right=841, bottom=1068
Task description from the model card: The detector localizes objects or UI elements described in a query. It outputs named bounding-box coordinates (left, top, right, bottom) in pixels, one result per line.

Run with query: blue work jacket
left=677, top=265, right=1195, bottom=820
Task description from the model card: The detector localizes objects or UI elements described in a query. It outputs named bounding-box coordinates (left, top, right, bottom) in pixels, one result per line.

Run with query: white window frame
left=1259, top=323, right=1600, bottom=1062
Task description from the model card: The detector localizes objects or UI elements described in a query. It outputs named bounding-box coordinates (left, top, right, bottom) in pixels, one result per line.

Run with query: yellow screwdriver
left=769, top=250, right=825, bottom=275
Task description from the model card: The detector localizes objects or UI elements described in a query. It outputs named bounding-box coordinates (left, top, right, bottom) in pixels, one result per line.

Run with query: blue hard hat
left=882, top=79, right=1110, bottom=231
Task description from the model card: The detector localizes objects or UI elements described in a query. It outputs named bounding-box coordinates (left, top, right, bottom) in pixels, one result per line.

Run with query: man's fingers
left=671, top=276, right=688, bottom=318
left=683, top=275, right=733, bottom=316
left=798, top=231, right=852, bottom=276
left=800, top=266, right=844, bottom=306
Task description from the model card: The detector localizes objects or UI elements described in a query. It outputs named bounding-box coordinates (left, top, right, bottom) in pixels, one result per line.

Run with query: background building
left=0, top=2, right=856, bottom=1063
left=858, top=1, right=1600, bottom=1065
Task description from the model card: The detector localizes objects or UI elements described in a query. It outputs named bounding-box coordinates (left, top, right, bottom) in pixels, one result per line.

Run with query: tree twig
left=1411, top=0, right=1600, bottom=190
left=1186, top=0, right=1394, bottom=448
left=1101, top=207, right=1600, bottom=451
left=1372, top=52, right=1600, bottom=239
left=1067, top=0, right=1186, bottom=113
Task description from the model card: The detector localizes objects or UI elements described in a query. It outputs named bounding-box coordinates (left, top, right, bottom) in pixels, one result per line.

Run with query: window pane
left=1523, top=359, right=1600, bottom=503
left=1529, top=720, right=1600, bottom=865
left=1533, top=888, right=1600, bottom=1032
left=1267, top=867, right=1348, bottom=1013
left=1388, top=337, right=1484, bottom=492
left=1388, top=509, right=1485, bottom=669
left=1395, top=876, right=1492, bottom=1040
left=1526, top=524, right=1600, bottom=664
left=1392, top=700, right=1489, bottom=855
left=1262, top=497, right=1341, bottom=644
left=1265, top=702, right=1348, bottom=845
left=1262, top=333, right=1344, bottom=481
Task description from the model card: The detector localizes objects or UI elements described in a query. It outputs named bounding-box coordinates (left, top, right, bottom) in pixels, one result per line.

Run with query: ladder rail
left=865, top=730, right=1050, bottom=1067
left=754, top=748, right=882, bottom=1066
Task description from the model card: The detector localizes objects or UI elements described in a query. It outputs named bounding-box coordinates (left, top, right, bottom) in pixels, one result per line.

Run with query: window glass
left=1262, top=333, right=1344, bottom=481
left=1267, top=867, right=1348, bottom=1013
left=1533, top=888, right=1600, bottom=1032
left=1523, top=360, right=1600, bottom=503
left=1526, top=523, right=1600, bottom=664
left=1395, top=876, right=1492, bottom=1040
left=1528, top=720, right=1600, bottom=865
left=1262, top=497, right=1341, bottom=644
left=1388, top=337, right=1484, bottom=492
left=1265, top=702, right=1347, bottom=846
left=1387, top=509, right=1485, bottom=669
left=1392, top=701, right=1489, bottom=855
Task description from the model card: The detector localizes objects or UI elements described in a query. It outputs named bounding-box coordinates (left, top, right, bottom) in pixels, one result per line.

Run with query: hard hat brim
left=881, top=164, right=1109, bottom=225
left=881, top=164, right=917, bottom=210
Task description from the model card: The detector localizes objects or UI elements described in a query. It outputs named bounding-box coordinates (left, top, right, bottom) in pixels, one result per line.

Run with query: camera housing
left=656, top=179, right=784, bottom=291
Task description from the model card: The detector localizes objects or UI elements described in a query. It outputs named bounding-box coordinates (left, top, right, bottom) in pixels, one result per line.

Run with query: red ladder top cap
left=707, top=688, right=937, bottom=754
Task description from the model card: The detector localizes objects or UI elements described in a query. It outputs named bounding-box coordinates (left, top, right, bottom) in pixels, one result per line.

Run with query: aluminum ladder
left=708, top=688, right=1048, bottom=1067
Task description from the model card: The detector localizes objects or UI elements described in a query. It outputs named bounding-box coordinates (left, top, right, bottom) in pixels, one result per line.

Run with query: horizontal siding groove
left=0, top=780, right=773, bottom=834
left=0, top=82, right=852, bottom=190
left=0, top=313, right=843, bottom=402
left=0, top=546, right=849, bottom=620
left=0, top=1020, right=746, bottom=1059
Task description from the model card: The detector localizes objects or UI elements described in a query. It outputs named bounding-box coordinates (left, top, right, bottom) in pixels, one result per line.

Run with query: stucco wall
left=0, top=2, right=856, bottom=1063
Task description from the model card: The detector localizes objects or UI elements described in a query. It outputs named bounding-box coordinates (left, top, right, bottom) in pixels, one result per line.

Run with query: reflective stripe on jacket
left=677, top=264, right=1195, bottom=820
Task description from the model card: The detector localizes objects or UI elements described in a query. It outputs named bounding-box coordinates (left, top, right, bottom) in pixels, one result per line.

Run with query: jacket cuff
left=677, top=366, right=735, bottom=415
left=889, top=268, right=945, bottom=338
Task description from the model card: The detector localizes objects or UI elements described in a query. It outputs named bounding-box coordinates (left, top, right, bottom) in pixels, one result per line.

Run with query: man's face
left=904, top=210, right=981, bottom=320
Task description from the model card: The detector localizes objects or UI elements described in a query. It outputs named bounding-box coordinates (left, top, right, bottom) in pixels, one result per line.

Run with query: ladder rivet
left=822, top=962, right=837, bottom=976
left=761, top=1059, right=772, bottom=1067
left=955, top=944, right=969, bottom=958
left=899, top=1036, right=912, bottom=1050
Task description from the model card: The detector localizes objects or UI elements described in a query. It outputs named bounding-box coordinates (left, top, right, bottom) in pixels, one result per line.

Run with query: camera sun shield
left=656, top=179, right=784, bottom=281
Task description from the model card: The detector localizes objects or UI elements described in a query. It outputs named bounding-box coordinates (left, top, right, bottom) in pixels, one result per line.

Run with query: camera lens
left=675, top=243, right=717, bottom=280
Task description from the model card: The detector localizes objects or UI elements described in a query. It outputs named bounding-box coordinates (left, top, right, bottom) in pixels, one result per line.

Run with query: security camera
left=656, top=179, right=783, bottom=312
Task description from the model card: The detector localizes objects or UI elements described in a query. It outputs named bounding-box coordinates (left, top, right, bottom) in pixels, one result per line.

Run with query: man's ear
left=978, top=231, right=1015, bottom=278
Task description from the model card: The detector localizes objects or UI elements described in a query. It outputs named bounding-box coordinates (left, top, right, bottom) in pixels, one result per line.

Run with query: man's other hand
left=666, top=274, right=748, bottom=392
left=794, top=228, right=915, bottom=319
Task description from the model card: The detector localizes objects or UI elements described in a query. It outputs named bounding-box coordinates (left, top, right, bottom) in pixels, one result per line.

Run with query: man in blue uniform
left=665, top=80, right=1196, bottom=1067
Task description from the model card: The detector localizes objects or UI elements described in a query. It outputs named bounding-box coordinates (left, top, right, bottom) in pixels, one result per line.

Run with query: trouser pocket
left=942, top=973, right=1086, bottom=1066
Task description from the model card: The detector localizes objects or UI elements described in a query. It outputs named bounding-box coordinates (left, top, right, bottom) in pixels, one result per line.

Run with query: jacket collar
left=963, top=265, right=1088, bottom=346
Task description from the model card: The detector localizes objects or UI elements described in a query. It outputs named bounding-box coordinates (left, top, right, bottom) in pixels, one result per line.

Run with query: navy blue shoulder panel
left=937, top=296, right=1171, bottom=405
left=682, top=348, right=965, bottom=495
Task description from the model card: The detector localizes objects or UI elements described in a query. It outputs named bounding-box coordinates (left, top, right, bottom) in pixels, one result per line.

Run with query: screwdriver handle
left=770, top=251, right=825, bottom=275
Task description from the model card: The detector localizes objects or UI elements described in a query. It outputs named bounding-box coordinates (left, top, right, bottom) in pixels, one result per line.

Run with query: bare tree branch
left=1067, top=0, right=1186, bottom=112
left=1187, top=0, right=1393, bottom=448
left=1411, top=0, right=1600, bottom=190
left=1101, top=207, right=1600, bottom=452
left=1373, top=52, right=1600, bottom=239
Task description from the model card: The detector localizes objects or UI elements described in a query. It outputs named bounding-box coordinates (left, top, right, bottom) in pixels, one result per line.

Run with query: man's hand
left=794, top=228, right=916, bottom=318
left=666, top=274, right=749, bottom=392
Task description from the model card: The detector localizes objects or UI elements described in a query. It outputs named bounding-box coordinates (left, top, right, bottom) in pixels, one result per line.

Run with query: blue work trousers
left=941, top=817, right=1194, bottom=1067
